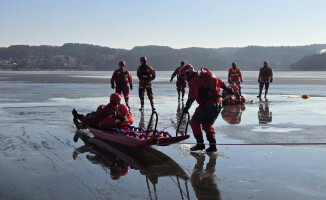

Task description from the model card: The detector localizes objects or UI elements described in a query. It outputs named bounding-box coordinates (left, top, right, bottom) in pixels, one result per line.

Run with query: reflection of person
left=258, top=61, right=273, bottom=99
left=174, top=100, right=187, bottom=135
left=190, top=153, right=221, bottom=200
left=111, top=61, right=133, bottom=108
left=72, top=93, right=121, bottom=129
left=72, top=133, right=129, bottom=180
left=137, top=56, right=156, bottom=110
left=99, top=104, right=133, bottom=129
left=139, top=110, right=145, bottom=129
left=228, top=62, right=243, bottom=96
left=221, top=105, right=246, bottom=125
left=170, top=61, right=187, bottom=100
left=180, top=65, right=234, bottom=152
left=258, top=101, right=272, bottom=124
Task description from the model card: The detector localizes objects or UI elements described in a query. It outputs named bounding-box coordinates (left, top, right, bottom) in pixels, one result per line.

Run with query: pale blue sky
left=1, top=0, right=325, bottom=49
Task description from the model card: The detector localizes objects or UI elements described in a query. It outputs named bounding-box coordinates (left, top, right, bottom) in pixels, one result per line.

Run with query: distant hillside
left=291, top=52, right=326, bottom=70
left=1, top=43, right=326, bottom=71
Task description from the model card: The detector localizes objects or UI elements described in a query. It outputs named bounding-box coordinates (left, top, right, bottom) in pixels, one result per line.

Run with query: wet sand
left=1, top=71, right=326, bottom=200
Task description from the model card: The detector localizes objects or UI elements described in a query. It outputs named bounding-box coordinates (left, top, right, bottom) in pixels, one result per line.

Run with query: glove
left=130, top=84, right=133, bottom=90
left=270, top=79, right=273, bottom=83
left=258, top=79, right=260, bottom=84
left=241, top=79, right=243, bottom=83
left=111, top=83, right=115, bottom=89
left=170, top=78, right=173, bottom=82
left=183, top=99, right=194, bottom=113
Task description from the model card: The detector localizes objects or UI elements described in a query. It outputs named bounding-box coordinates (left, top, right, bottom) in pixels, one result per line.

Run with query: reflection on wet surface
left=1, top=71, right=326, bottom=199
left=191, top=152, right=221, bottom=200
left=73, top=131, right=190, bottom=199
left=221, top=105, right=246, bottom=125
left=171, top=100, right=188, bottom=135
left=258, top=100, right=272, bottom=124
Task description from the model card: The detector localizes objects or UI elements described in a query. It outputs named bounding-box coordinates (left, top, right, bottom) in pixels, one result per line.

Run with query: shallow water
left=1, top=71, right=326, bottom=200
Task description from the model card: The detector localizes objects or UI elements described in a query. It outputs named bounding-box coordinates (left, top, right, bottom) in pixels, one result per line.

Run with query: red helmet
left=140, top=56, right=147, bottom=62
left=232, top=62, right=237, bottom=67
left=110, top=93, right=121, bottom=104
left=264, top=60, right=268, bottom=66
left=179, top=64, right=195, bottom=78
left=117, top=104, right=129, bottom=117
left=119, top=61, right=126, bottom=67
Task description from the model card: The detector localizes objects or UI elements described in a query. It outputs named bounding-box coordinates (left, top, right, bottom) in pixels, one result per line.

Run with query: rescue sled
left=87, top=111, right=190, bottom=148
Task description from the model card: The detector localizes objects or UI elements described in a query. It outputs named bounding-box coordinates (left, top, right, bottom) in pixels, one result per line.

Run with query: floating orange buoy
left=302, top=94, right=309, bottom=99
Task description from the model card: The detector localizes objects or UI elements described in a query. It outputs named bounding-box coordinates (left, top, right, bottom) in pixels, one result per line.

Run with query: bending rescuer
left=180, top=64, right=234, bottom=152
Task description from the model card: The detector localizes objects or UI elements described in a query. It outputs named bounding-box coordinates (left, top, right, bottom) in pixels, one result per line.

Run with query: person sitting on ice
left=72, top=93, right=121, bottom=129
left=99, top=104, right=134, bottom=129
left=222, top=83, right=246, bottom=106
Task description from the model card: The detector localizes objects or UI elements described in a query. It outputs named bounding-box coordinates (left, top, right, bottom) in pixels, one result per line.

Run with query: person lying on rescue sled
left=99, top=104, right=134, bottom=129
left=180, top=64, right=234, bottom=152
left=222, top=83, right=246, bottom=106
left=72, top=93, right=121, bottom=129
left=111, top=61, right=133, bottom=108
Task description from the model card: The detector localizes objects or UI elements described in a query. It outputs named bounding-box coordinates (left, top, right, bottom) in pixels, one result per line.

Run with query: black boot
left=72, top=109, right=83, bottom=120
left=190, top=134, right=205, bottom=151
left=139, top=100, right=144, bottom=110
left=206, top=134, right=217, bottom=152
left=150, top=99, right=156, bottom=111
left=125, top=98, right=130, bottom=110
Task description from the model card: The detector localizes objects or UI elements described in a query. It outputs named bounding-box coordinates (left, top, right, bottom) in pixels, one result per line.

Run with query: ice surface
left=1, top=71, right=326, bottom=200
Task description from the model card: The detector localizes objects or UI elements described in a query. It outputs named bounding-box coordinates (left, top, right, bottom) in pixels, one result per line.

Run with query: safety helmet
left=264, top=60, right=268, bottom=66
left=181, top=61, right=185, bottom=65
left=179, top=64, right=195, bottom=78
left=117, top=104, right=129, bottom=117
left=232, top=62, right=237, bottom=67
left=140, top=56, right=147, bottom=62
left=110, top=93, right=121, bottom=104
left=119, top=61, right=126, bottom=67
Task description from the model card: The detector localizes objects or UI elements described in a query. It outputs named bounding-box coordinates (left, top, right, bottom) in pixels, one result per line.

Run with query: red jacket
left=137, top=64, right=156, bottom=86
left=188, top=74, right=226, bottom=107
left=99, top=112, right=134, bottom=129
left=259, top=66, right=273, bottom=83
left=111, top=69, right=133, bottom=87
left=82, top=103, right=118, bottom=127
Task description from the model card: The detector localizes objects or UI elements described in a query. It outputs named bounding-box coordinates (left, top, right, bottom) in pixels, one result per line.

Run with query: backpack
left=198, top=67, right=220, bottom=104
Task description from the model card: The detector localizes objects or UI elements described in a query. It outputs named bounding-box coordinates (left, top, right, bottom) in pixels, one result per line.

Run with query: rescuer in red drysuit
left=170, top=61, right=187, bottom=100
left=137, top=56, right=156, bottom=110
left=180, top=64, right=234, bottom=152
left=111, top=60, right=133, bottom=108
left=258, top=60, right=273, bottom=99
left=228, top=62, right=243, bottom=96
left=72, top=93, right=121, bottom=129
left=99, top=104, right=134, bottom=129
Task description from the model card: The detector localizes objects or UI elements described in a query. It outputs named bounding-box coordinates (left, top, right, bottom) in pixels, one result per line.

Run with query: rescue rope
left=179, top=142, right=326, bottom=146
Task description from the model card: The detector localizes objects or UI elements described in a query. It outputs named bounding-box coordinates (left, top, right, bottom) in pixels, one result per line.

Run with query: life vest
left=229, top=67, right=241, bottom=83
left=114, top=69, right=130, bottom=84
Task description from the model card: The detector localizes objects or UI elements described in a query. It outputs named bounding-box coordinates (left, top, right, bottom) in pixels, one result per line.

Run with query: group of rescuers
left=72, top=57, right=273, bottom=152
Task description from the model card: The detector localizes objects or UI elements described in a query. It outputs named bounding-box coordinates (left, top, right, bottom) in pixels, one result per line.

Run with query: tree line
left=1, top=43, right=326, bottom=71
